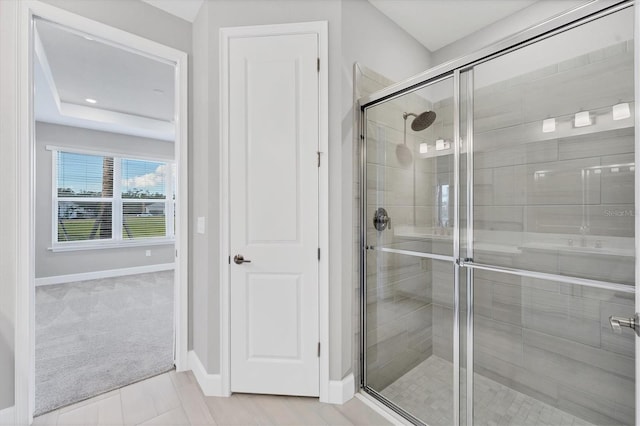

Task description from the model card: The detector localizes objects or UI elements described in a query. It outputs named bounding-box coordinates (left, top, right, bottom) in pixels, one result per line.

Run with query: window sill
left=49, top=238, right=175, bottom=252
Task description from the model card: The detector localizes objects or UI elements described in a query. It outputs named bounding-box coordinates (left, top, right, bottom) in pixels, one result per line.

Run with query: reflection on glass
left=366, top=252, right=453, bottom=425
left=472, top=269, right=635, bottom=425
left=472, top=8, right=635, bottom=286
left=366, top=78, right=455, bottom=258
left=471, top=7, right=635, bottom=426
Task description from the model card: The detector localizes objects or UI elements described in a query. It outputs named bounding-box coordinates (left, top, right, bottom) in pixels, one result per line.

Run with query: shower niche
left=360, top=4, right=636, bottom=426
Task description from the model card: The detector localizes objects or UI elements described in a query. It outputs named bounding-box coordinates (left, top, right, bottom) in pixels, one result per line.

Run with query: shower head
left=404, top=111, right=437, bottom=131
left=396, top=110, right=436, bottom=167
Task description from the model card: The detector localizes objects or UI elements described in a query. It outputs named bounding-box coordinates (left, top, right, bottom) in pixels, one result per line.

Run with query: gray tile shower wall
left=360, top=68, right=437, bottom=391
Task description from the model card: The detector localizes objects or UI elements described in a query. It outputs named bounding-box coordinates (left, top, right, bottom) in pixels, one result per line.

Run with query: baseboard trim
left=35, top=263, right=175, bottom=286
left=325, top=373, right=354, bottom=404
left=188, top=350, right=227, bottom=397
left=0, top=405, right=15, bottom=426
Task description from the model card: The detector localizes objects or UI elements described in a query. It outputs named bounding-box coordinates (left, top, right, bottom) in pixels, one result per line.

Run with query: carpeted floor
left=35, top=270, right=174, bottom=416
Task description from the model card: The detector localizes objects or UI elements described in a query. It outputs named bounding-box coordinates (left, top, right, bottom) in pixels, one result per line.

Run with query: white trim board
left=14, top=2, right=190, bottom=424
left=219, top=20, right=329, bottom=401
left=35, top=263, right=175, bottom=286
left=327, top=373, right=355, bottom=405
left=188, top=351, right=223, bottom=397
left=0, top=406, right=15, bottom=426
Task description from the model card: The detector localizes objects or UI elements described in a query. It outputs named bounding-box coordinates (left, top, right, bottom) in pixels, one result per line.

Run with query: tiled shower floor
left=380, top=356, right=595, bottom=426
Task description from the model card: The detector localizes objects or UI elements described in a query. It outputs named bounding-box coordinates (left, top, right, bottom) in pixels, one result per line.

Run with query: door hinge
left=317, top=151, right=321, bottom=167
left=317, top=342, right=321, bottom=357
left=228, top=255, right=231, bottom=264
left=317, top=58, right=320, bottom=72
left=317, top=248, right=320, bottom=260
left=176, top=250, right=178, bottom=258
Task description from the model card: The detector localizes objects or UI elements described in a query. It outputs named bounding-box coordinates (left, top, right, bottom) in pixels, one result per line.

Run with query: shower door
left=361, top=3, right=637, bottom=426
left=362, top=76, right=461, bottom=425
left=464, top=6, right=636, bottom=426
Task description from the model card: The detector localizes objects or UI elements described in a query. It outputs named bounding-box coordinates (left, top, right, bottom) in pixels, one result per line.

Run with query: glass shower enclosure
left=359, top=3, right=637, bottom=425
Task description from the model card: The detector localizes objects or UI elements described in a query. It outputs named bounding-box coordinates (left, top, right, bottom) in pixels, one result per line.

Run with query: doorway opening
left=15, top=3, right=189, bottom=423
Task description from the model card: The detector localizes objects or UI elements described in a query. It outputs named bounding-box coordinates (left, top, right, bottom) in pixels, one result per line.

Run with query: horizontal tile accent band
left=463, top=261, right=635, bottom=294
left=372, top=247, right=455, bottom=263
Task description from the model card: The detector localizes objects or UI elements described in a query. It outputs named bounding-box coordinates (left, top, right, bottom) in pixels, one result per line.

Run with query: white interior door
left=228, top=32, right=320, bottom=396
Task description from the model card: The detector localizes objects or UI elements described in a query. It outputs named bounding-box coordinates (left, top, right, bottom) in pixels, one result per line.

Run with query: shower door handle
left=233, top=254, right=251, bottom=265
left=609, top=314, right=640, bottom=336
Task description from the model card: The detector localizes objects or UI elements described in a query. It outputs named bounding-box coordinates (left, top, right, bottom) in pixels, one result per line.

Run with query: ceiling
left=368, top=0, right=539, bottom=52
left=140, top=0, right=540, bottom=54
left=141, top=0, right=204, bottom=22
left=34, top=19, right=175, bottom=141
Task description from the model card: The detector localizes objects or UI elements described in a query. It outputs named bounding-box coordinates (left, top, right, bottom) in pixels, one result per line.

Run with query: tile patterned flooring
left=32, top=370, right=391, bottom=426
left=380, top=356, right=595, bottom=426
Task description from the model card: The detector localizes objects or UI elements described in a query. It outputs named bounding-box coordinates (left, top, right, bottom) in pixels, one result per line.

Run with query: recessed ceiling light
left=85, top=98, right=97, bottom=104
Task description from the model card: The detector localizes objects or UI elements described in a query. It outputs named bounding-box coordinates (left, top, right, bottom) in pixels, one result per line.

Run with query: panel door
left=228, top=32, right=320, bottom=396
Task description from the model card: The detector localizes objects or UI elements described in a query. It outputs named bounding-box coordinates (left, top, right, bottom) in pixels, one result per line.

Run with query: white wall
left=189, top=0, right=432, bottom=382
left=34, top=122, right=175, bottom=279
left=191, top=0, right=343, bottom=377
left=431, top=0, right=589, bottom=66
left=340, top=0, right=432, bottom=380
left=190, top=0, right=214, bottom=371
left=0, top=0, right=191, bottom=413
left=0, top=0, right=19, bottom=412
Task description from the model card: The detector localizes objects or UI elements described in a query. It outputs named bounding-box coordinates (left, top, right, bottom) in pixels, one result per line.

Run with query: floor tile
left=137, top=407, right=189, bottom=426
left=173, top=380, right=216, bottom=425
left=56, top=394, right=123, bottom=426
left=35, top=369, right=389, bottom=426
left=32, top=410, right=59, bottom=426
left=336, top=397, right=392, bottom=426
left=120, top=374, right=179, bottom=425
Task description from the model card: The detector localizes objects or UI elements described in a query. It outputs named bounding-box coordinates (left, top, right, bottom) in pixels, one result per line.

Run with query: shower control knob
left=373, top=207, right=391, bottom=231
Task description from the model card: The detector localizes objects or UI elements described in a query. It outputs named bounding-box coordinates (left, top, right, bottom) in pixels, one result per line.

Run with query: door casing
left=219, top=21, right=330, bottom=402
left=12, top=2, right=190, bottom=424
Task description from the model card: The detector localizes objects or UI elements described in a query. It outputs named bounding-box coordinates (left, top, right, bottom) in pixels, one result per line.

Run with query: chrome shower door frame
left=358, top=1, right=636, bottom=425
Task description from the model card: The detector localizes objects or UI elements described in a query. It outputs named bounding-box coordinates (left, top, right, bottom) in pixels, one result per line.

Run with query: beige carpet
left=35, top=270, right=174, bottom=415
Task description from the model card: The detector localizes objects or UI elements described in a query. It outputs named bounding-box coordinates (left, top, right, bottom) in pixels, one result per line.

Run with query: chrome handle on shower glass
left=373, top=207, right=391, bottom=231
left=609, top=314, right=640, bottom=336
left=233, top=254, right=251, bottom=265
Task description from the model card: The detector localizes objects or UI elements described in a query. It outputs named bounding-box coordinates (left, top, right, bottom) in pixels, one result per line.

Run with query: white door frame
left=14, top=2, right=189, bottom=424
left=219, top=21, right=330, bottom=402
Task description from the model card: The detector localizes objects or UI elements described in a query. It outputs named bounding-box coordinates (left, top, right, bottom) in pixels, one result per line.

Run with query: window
left=53, top=148, right=174, bottom=249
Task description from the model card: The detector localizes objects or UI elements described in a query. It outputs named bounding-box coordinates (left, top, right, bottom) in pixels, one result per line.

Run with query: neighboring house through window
left=51, top=146, right=175, bottom=250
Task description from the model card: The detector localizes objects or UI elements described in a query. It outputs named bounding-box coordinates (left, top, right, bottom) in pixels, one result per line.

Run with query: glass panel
left=472, top=269, right=635, bottom=425
left=366, top=252, right=454, bottom=425
left=121, top=159, right=167, bottom=199
left=469, top=7, right=636, bottom=426
left=57, top=152, right=112, bottom=198
left=122, top=202, right=166, bottom=238
left=57, top=201, right=112, bottom=241
left=472, top=8, right=635, bottom=285
left=366, top=77, right=455, bottom=258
